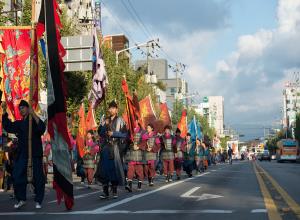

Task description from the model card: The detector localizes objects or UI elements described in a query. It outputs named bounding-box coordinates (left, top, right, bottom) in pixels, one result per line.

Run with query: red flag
left=139, top=95, right=157, bottom=129
left=0, top=28, right=39, bottom=120
left=37, top=0, right=73, bottom=210
left=159, top=103, right=171, bottom=127
left=76, top=104, right=86, bottom=158
left=85, top=103, right=98, bottom=131
left=177, top=109, right=188, bottom=138
left=122, top=79, right=137, bottom=141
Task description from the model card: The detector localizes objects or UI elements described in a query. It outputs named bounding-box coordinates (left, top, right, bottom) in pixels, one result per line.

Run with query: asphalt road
left=0, top=160, right=299, bottom=220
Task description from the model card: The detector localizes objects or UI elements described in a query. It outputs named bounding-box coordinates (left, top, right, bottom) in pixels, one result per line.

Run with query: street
left=0, top=160, right=299, bottom=220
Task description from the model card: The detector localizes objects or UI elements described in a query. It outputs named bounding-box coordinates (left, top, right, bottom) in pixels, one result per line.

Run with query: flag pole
left=123, top=76, right=133, bottom=140
left=27, top=0, right=37, bottom=183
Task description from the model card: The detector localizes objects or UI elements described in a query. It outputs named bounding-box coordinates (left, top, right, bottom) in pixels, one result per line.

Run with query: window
left=170, top=88, right=176, bottom=95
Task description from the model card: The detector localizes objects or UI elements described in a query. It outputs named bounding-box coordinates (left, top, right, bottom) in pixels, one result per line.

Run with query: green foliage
left=220, top=136, right=231, bottom=150
left=60, top=6, right=80, bottom=37
left=265, top=129, right=292, bottom=154
left=65, top=71, right=91, bottom=115
left=0, top=1, right=14, bottom=25
left=21, top=0, right=31, bottom=26
left=294, top=113, right=300, bottom=143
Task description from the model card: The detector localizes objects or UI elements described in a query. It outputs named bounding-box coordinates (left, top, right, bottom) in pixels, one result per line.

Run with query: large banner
left=0, top=28, right=38, bottom=120
left=139, top=95, right=157, bottom=129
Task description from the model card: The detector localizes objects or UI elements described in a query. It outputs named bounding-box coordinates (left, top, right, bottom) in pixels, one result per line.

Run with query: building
left=135, top=59, right=168, bottom=80
left=135, top=58, right=189, bottom=108
left=192, top=96, right=224, bottom=137
left=162, top=78, right=188, bottom=108
left=103, top=34, right=130, bottom=63
left=282, top=81, right=300, bottom=133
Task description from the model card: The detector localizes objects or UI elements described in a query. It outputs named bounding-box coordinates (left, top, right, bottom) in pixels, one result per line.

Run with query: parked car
left=259, top=150, right=271, bottom=161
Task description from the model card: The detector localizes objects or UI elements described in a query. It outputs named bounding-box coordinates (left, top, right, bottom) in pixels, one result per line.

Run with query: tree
left=21, top=0, right=31, bottom=25
left=0, top=1, right=14, bottom=25
left=294, top=113, right=300, bottom=143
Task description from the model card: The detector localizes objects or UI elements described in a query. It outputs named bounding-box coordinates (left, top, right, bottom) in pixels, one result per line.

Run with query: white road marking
left=0, top=210, right=234, bottom=215
left=180, top=187, right=223, bottom=201
left=181, top=187, right=201, bottom=198
left=251, top=209, right=267, bottom=213
left=93, top=172, right=210, bottom=213
left=48, top=191, right=101, bottom=204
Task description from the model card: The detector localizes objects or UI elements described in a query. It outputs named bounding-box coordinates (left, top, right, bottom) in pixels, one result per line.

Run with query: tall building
left=192, top=96, right=224, bottom=137
left=282, top=81, right=300, bottom=130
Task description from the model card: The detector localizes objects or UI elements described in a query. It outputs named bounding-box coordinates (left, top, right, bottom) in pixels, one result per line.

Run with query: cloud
left=102, top=0, right=231, bottom=36
left=214, top=0, right=300, bottom=129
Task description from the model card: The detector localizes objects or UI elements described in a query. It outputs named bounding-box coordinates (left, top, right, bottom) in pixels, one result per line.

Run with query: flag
left=139, top=95, right=157, bottom=129
left=37, top=0, right=74, bottom=210
left=85, top=103, right=97, bottom=131
left=76, top=103, right=86, bottom=158
left=188, top=115, right=202, bottom=141
left=88, top=28, right=108, bottom=109
left=177, top=109, right=188, bottom=138
left=0, top=28, right=39, bottom=120
left=159, top=103, right=171, bottom=128
left=122, top=78, right=138, bottom=141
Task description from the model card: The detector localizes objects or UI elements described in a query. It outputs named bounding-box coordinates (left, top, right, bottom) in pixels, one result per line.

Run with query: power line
left=120, top=0, right=150, bottom=40
left=127, top=0, right=154, bottom=39
left=101, top=1, right=138, bottom=45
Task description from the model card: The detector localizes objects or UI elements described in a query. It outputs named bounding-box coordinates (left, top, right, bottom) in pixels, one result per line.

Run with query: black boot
left=165, top=175, right=169, bottom=183
left=112, top=185, right=118, bottom=199
left=125, top=180, right=132, bottom=192
left=137, top=181, right=142, bottom=191
left=99, top=185, right=109, bottom=199
left=169, top=175, right=173, bottom=182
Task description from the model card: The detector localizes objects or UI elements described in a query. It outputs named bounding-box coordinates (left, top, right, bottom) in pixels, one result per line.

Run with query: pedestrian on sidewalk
left=203, top=143, right=209, bottom=170
left=142, top=124, right=160, bottom=186
left=182, top=133, right=195, bottom=178
left=2, top=100, right=46, bottom=209
left=173, top=128, right=184, bottom=180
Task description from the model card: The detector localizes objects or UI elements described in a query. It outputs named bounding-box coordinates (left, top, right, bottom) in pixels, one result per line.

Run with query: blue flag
left=188, top=115, right=202, bottom=141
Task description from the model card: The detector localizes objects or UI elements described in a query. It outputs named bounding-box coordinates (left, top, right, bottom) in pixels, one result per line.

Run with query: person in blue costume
left=95, top=100, right=128, bottom=199
left=182, top=133, right=195, bottom=178
left=2, top=100, right=46, bottom=209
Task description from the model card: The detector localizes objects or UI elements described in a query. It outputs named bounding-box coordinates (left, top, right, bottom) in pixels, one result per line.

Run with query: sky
left=99, top=0, right=300, bottom=141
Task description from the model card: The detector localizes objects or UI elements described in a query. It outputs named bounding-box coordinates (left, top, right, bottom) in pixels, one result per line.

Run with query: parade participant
left=195, top=138, right=205, bottom=173
left=161, top=125, right=175, bottom=182
left=142, top=123, right=160, bottom=186
left=125, top=122, right=145, bottom=192
left=2, top=100, right=46, bottom=209
left=203, top=143, right=209, bottom=170
left=83, top=131, right=99, bottom=186
left=173, top=128, right=184, bottom=180
left=182, top=133, right=195, bottom=178
left=95, top=101, right=128, bottom=199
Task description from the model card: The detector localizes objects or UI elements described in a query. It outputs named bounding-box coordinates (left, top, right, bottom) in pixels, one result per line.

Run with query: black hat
left=19, top=100, right=29, bottom=108
left=108, top=100, right=118, bottom=108
left=176, top=128, right=181, bottom=133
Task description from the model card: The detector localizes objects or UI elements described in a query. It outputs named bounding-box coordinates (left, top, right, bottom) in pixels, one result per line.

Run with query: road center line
left=253, top=164, right=282, bottom=220
left=256, top=163, right=300, bottom=218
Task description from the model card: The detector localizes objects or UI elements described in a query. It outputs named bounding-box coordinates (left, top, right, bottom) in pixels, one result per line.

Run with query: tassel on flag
left=37, top=0, right=74, bottom=210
